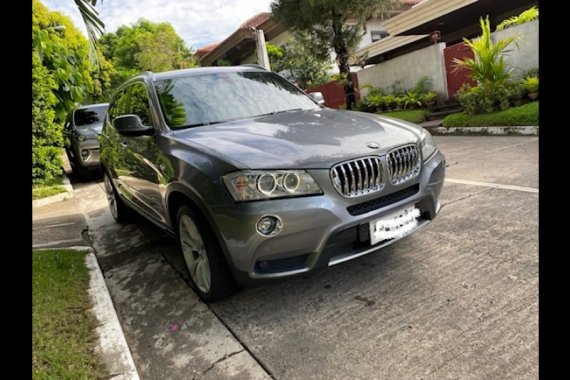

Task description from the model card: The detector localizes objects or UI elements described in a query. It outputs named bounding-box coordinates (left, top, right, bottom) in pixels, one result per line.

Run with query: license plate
left=369, top=206, right=420, bottom=245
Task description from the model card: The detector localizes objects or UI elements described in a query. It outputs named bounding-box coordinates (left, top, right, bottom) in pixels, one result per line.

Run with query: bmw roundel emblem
left=367, top=142, right=380, bottom=149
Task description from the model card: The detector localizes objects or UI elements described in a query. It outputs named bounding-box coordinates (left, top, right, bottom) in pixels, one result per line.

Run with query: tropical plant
left=421, top=91, right=438, bottom=107
left=73, top=0, right=105, bottom=62
left=454, top=16, right=517, bottom=87
left=403, top=91, right=422, bottom=109
left=496, top=6, right=538, bottom=31
left=271, top=0, right=399, bottom=109
left=522, top=76, right=539, bottom=93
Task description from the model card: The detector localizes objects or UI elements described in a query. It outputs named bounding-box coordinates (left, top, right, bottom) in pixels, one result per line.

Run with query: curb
left=32, top=174, right=75, bottom=208
left=425, top=125, right=538, bottom=136
left=83, top=247, right=140, bottom=380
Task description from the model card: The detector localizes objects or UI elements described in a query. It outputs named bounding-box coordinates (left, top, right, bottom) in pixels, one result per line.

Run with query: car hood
left=76, top=123, right=103, bottom=138
left=172, top=109, right=423, bottom=169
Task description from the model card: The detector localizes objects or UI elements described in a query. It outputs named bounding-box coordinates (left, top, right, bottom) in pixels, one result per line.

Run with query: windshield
left=74, top=105, right=108, bottom=127
left=154, top=71, right=320, bottom=129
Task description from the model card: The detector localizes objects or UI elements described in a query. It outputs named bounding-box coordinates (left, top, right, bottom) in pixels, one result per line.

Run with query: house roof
left=196, top=42, right=221, bottom=58
left=239, top=12, right=271, bottom=30
left=199, top=12, right=286, bottom=66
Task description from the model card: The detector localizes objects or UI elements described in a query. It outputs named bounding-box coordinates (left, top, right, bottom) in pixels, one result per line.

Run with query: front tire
left=176, top=205, right=240, bottom=301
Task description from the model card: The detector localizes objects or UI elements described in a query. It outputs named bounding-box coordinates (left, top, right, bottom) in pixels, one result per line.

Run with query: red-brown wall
left=306, top=73, right=360, bottom=109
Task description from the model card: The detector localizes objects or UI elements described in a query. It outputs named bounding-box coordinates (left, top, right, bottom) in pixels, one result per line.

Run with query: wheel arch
left=165, top=184, right=235, bottom=272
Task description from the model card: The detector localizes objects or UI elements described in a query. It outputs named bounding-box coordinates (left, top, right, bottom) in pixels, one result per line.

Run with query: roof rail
left=240, top=64, right=267, bottom=70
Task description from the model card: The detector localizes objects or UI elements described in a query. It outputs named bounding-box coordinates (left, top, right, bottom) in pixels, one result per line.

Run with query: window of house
left=371, top=30, right=389, bottom=42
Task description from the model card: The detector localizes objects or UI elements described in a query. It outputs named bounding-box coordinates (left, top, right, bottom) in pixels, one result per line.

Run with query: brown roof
left=196, top=42, right=221, bottom=57
left=239, top=12, right=271, bottom=30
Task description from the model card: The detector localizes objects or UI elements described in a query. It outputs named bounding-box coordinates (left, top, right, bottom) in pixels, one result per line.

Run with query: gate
left=443, top=42, right=476, bottom=98
left=306, top=73, right=360, bottom=109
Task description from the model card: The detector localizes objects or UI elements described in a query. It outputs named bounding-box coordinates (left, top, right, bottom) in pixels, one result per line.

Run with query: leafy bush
left=522, top=76, right=539, bottom=93
left=442, top=101, right=538, bottom=127
left=521, top=68, right=538, bottom=80
left=496, top=6, right=538, bottom=31
left=32, top=52, right=63, bottom=183
left=358, top=77, right=437, bottom=112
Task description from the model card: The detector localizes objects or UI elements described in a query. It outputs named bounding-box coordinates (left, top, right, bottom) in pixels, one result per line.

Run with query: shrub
left=522, top=76, right=539, bottom=93
left=443, top=101, right=538, bottom=127
left=32, top=52, right=64, bottom=183
left=496, top=6, right=539, bottom=31
left=521, top=68, right=538, bottom=80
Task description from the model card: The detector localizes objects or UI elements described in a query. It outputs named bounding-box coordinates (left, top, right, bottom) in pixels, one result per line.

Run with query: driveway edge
left=81, top=247, right=140, bottom=380
left=32, top=174, right=75, bottom=208
left=425, top=125, right=538, bottom=136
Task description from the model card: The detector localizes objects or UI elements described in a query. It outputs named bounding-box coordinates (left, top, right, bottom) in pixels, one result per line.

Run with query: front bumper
left=211, top=150, right=446, bottom=286
left=71, top=139, right=100, bottom=168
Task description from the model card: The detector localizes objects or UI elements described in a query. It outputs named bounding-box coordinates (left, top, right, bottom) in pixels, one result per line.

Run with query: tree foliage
left=98, top=19, right=198, bottom=72
left=271, top=0, right=397, bottom=108
left=73, top=0, right=105, bottom=63
left=32, top=0, right=102, bottom=183
left=267, top=31, right=332, bottom=89
left=33, top=0, right=94, bottom=122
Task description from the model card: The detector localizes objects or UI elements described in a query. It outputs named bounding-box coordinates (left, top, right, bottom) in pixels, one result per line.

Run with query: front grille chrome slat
left=387, top=144, right=421, bottom=185
left=331, top=156, right=385, bottom=198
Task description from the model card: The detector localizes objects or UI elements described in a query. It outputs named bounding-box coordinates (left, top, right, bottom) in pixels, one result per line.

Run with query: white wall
left=356, top=20, right=539, bottom=99
left=357, top=43, right=447, bottom=97
left=492, top=19, right=538, bottom=78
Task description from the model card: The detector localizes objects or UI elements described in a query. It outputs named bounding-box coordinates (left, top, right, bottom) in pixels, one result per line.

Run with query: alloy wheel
left=179, top=214, right=211, bottom=294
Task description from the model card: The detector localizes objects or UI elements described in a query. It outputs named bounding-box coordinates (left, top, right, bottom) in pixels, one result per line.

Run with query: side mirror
left=308, top=92, right=325, bottom=106
left=113, top=114, right=154, bottom=136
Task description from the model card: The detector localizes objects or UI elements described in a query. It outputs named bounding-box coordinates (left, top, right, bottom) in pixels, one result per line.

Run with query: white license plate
left=369, top=206, right=421, bottom=245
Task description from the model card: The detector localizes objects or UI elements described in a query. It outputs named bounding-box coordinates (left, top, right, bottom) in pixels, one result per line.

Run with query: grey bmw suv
left=100, top=66, right=445, bottom=301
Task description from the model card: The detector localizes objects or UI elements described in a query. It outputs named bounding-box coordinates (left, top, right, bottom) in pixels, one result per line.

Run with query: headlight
left=420, top=129, right=437, bottom=161
left=223, top=170, right=323, bottom=201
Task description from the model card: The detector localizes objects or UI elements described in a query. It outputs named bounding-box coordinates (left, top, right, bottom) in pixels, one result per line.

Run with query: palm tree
left=73, top=0, right=105, bottom=61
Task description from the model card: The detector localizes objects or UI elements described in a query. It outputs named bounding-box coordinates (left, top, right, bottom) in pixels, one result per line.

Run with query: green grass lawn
left=443, top=101, right=538, bottom=127
left=32, top=249, right=103, bottom=379
left=32, top=176, right=67, bottom=200
left=378, top=109, right=428, bottom=124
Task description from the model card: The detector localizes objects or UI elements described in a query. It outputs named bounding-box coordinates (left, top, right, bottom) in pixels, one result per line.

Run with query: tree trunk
left=332, top=14, right=355, bottom=110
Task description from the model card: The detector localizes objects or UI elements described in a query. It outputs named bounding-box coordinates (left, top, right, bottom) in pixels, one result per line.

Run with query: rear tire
left=103, top=171, right=134, bottom=223
left=176, top=205, right=240, bottom=301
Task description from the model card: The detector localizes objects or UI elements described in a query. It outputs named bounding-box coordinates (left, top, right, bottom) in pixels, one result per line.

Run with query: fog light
left=81, top=149, right=90, bottom=160
left=256, top=215, right=283, bottom=237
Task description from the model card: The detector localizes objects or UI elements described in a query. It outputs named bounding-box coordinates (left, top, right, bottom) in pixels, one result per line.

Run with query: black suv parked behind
left=100, top=66, right=445, bottom=301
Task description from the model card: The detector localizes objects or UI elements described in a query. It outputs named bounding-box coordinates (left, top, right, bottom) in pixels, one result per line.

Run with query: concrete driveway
left=73, top=136, right=538, bottom=379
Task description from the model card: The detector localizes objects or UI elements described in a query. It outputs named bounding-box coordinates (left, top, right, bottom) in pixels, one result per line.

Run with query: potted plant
left=522, top=76, right=539, bottom=100
left=511, top=83, right=526, bottom=106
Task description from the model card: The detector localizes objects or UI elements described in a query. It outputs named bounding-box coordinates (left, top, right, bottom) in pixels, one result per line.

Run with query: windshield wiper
left=257, top=108, right=304, bottom=117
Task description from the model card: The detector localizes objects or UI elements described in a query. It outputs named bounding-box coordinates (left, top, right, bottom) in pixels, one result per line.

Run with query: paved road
left=73, top=136, right=538, bottom=379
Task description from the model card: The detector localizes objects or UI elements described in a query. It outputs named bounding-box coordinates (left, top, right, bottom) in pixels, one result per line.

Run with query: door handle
left=120, top=142, right=128, bottom=148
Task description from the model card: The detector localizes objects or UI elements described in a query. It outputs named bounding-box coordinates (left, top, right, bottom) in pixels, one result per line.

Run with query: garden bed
left=378, top=109, right=428, bottom=124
